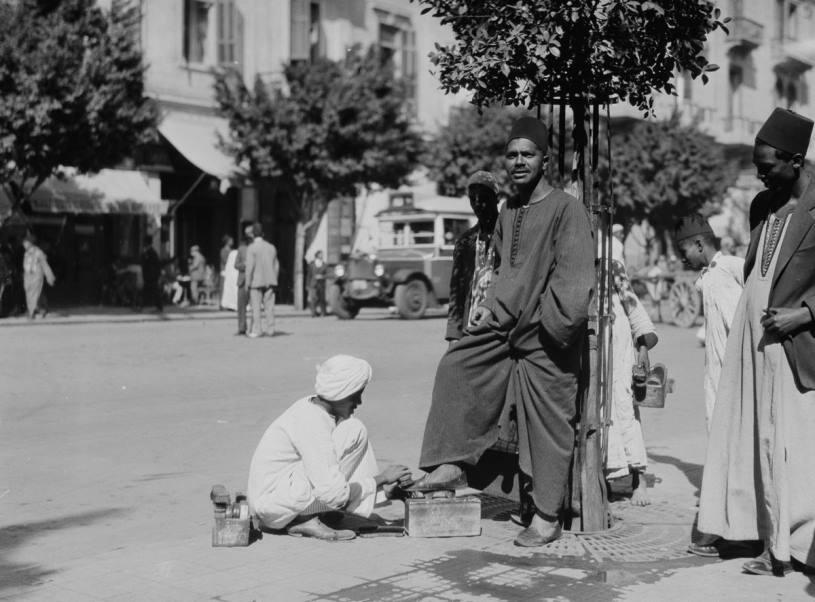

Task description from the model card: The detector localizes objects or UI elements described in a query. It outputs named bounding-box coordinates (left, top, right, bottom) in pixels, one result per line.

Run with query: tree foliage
left=214, top=48, right=424, bottom=226
left=424, top=104, right=525, bottom=197
left=602, top=115, right=737, bottom=249
left=0, top=0, right=157, bottom=214
left=413, top=0, right=728, bottom=113
left=214, top=47, right=424, bottom=308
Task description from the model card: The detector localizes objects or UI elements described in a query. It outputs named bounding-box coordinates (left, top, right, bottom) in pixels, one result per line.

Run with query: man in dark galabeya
left=412, top=117, right=595, bottom=547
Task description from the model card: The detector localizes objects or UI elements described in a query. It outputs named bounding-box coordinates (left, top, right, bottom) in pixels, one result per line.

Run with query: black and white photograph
left=1, top=1, right=815, bottom=600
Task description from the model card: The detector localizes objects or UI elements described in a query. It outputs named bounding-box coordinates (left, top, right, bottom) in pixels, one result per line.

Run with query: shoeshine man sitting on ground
left=247, top=355, right=413, bottom=541
left=410, top=117, right=595, bottom=547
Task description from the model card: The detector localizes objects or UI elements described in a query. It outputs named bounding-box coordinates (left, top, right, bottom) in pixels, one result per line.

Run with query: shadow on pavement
left=648, top=451, right=703, bottom=496
left=0, top=508, right=128, bottom=593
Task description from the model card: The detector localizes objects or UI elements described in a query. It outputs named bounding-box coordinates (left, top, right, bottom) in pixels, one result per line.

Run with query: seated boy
left=247, top=355, right=412, bottom=541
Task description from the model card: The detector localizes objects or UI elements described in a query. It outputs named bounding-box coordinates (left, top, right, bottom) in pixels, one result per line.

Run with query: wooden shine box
left=405, top=495, right=481, bottom=538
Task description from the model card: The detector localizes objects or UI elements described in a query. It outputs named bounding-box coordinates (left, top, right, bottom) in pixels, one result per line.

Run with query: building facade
left=133, top=0, right=459, bottom=302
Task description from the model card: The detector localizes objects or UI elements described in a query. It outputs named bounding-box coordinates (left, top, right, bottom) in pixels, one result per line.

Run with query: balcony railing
left=727, top=16, right=764, bottom=49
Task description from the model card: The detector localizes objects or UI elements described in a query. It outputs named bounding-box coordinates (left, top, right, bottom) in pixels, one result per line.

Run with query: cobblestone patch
left=312, top=494, right=706, bottom=601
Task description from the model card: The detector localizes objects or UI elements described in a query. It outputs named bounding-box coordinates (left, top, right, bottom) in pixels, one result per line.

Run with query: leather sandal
left=688, top=542, right=720, bottom=558
left=742, top=552, right=792, bottom=576
left=513, top=524, right=562, bottom=547
left=286, top=516, right=355, bottom=541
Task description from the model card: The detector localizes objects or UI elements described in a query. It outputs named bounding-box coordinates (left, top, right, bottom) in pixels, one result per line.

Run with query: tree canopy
left=602, top=115, right=737, bottom=250
left=0, top=0, right=157, bottom=215
left=214, top=47, right=424, bottom=308
left=424, top=104, right=524, bottom=197
left=413, top=0, right=728, bottom=113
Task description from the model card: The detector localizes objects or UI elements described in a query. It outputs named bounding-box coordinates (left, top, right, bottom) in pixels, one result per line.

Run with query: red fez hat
left=674, top=214, right=714, bottom=245
left=507, top=117, right=549, bottom=152
left=756, top=108, right=813, bottom=156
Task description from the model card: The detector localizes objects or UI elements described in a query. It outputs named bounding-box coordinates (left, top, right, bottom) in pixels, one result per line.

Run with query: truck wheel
left=394, top=280, right=428, bottom=319
left=329, top=284, right=359, bottom=319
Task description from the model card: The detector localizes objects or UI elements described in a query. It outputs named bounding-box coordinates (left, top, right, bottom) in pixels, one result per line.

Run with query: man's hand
left=376, top=464, right=413, bottom=488
left=761, top=307, right=812, bottom=337
left=637, top=346, right=650, bottom=376
left=467, top=306, right=494, bottom=334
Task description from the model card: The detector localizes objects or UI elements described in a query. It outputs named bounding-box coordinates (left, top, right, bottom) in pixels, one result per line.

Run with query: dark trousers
left=237, top=285, right=248, bottom=333
left=420, top=328, right=581, bottom=516
left=309, top=281, right=327, bottom=316
left=143, top=280, right=163, bottom=311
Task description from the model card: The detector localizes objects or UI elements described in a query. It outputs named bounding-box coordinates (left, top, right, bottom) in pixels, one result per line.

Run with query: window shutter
left=291, top=0, right=310, bottom=61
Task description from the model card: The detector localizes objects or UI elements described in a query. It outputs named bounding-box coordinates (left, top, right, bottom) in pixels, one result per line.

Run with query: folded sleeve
left=538, top=200, right=595, bottom=349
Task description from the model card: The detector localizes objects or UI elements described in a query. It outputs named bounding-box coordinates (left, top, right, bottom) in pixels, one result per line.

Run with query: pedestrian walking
left=234, top=222, right=253, bottom=335
left=698, top=108, right=815, bottom=576
left=140, top=236, right=163, bottom=312
left=307, top=250, right=328, bottom=317
left=22, top=233, right=55, bottom=319
left=247, top=355, right=413, bottom=540
left=188, top=245, right=206, bottom=304
left=245, top=223, right=279, bottom=337
left=445, top=170, right=499, bottom=345
left=410, top=117, right=595, bottom=548
left=604, top=235, right=658, bottom=506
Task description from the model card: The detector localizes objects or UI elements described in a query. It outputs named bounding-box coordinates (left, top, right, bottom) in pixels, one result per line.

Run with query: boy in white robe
left=247, top=355, right=412, bottom=540
left=674, top=216, right=745, bottom=432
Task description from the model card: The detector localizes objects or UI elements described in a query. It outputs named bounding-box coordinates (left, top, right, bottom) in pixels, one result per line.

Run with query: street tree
left=214, top=48, right=424, bottom=310
left=412, top=0, right=729, bottom=531
left=424, top=104, right=523, bottom=197
left=603, top=114, right=737, bottom=255
left=0, top=0, right=158, bottom=223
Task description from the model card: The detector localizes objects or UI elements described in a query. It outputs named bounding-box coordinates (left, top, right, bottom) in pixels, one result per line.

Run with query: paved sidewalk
left=1, top=317, right=813, bottom=601
left=0, top=303, right=310, bottom=327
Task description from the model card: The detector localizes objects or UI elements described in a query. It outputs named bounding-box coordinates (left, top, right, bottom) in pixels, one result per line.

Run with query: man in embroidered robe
left=412, top=117, right=595, bottom=547
left=446, top=170, right=500, bottom=345
left=698, top=108, right=815, bottom=576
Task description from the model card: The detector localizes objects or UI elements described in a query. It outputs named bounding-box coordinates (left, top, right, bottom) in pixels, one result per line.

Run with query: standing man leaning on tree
left=409, top=117, right=595, bottom=547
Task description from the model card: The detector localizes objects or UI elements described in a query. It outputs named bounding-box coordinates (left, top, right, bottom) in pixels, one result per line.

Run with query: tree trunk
left=294, top=220, right=306, bottom=311
left=573, top=101, right=610, bottom=532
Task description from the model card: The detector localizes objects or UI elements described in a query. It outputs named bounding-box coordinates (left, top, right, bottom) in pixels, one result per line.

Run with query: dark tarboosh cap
left=466, top=170, right=499, bottom=194
left=756, top=108, right=814, bottom=156
left=674, top=214, right=715, bottom=245
left=506, top=117, right=549, bottom=152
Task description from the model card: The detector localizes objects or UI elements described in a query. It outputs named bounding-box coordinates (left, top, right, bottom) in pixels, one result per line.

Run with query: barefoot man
left=411, top=117, right=595, bottom=547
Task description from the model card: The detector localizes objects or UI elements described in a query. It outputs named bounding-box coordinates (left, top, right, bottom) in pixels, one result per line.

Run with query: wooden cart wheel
left=667, top=280, right=701, bottom=328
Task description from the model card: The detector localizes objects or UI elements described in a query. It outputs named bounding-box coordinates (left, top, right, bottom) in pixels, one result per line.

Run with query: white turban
left=314, top=355, right=373, bottom=401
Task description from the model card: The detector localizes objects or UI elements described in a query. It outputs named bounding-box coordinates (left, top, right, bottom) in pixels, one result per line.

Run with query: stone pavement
left=0, top=311, right=813, bottom=601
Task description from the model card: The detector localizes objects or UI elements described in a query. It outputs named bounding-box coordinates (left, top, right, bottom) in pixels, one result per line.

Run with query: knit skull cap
left=506, top=117, right=549, bottom=152
left=674, top=214, right=714, bottom=245
left=756, top=108, right=814, bottom=157
left=315, top=354, right=373, bottom=402
left=466, top=170, right=499, bottom=194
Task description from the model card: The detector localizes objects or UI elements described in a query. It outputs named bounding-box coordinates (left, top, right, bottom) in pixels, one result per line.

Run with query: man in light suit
left=245, top=223, right=279, bottom=338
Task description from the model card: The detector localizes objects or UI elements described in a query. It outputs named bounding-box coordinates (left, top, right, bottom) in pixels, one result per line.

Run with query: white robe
left=247, top=397, right=378, bottom=530
left=220, top=249, right=238, bottom=311
left=699, top=216, right=815, bottom=566
left=697, top=252, right=744, bottom=430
